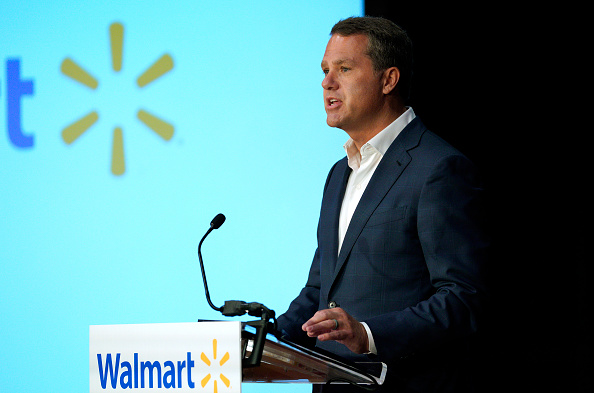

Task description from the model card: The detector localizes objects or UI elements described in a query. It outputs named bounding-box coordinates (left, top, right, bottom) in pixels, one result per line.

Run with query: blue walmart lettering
left=97, top=352, right=196, bottom=389
left=6, top=59, right=35, bottom=148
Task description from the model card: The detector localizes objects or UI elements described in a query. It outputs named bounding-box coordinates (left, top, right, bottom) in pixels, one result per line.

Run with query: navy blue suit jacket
left=277, top=117, right=489, bottom=390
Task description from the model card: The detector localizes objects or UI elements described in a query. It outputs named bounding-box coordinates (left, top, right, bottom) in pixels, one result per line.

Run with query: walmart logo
left=199, top=339, right=232, bottom=392
left=96, top=338, right=233, bottom=392
left=60, top=22, right=174, bottom=176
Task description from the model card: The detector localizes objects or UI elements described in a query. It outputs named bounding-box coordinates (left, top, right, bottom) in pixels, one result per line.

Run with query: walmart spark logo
left=199, top=339, right=232, bottom=393
left=60, top=22, right=174, bottom=176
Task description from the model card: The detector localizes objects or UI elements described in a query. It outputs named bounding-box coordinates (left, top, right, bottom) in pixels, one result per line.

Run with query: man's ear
left=382, top=67, right=400, bottom=95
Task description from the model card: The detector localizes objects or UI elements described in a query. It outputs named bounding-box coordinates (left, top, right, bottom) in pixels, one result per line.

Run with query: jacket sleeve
left=364, top=154, right=490, bottom=362
left=275, top=247, right=321, bottom=346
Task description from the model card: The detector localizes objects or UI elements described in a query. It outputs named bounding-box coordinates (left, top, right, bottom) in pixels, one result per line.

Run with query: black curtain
left=362, top=3, right=590, bottom=392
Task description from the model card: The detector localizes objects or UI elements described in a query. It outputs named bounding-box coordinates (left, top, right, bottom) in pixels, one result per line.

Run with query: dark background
left=364, top=2, right=589, bottom=392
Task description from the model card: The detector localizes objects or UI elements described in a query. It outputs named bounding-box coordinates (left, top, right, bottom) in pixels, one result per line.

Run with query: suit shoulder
left=415, top=129, right=473, bottom=165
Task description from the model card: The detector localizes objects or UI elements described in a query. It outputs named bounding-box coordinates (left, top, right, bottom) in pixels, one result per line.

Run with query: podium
left=90, top=321, right=385, bottom=392
left=242, top=327, right=387, bottom=385
left=242, top=325, right=386, bottom=386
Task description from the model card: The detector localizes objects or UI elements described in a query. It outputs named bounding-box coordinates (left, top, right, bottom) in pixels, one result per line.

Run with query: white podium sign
left=90, top=322, right=242, bottom=393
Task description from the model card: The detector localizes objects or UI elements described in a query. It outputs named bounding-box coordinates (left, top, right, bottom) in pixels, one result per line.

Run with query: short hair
left=331, top=16, right=413, bottom=100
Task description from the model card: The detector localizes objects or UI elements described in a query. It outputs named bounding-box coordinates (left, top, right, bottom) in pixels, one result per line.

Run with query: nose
left=322, top=71, right=337, bottom=90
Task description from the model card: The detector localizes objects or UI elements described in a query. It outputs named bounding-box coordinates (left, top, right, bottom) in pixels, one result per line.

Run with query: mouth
left=326, top=97, right=341, bottom=109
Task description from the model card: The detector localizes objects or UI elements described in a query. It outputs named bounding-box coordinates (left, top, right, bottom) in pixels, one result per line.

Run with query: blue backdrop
left=0, top=1, right=363, bottom=391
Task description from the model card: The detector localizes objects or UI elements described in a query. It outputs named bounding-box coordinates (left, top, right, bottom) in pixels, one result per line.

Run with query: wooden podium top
left=241, top=329, right=386, bottom=386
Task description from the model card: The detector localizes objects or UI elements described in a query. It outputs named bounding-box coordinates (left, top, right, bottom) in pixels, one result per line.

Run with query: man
left=276, top=16, right=489, bottom=392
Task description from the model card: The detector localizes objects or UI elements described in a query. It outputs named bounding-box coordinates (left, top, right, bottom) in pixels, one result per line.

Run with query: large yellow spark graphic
left=110, top=22, right=124, bottom=72
left=60, top=22, right=174, bottom=176
left=200, top=339, right=232, bottom=393
left=61, top=111, right=98, bottom=144
left=137, top=54, right=174, bottom=87
left=60, top=58, right=99, bottom=89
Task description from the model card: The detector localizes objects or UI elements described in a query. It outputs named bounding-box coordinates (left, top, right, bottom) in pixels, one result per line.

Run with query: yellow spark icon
left=200, top=339, right=231, bottom=393
left=60, top=22, right=174, bottom=176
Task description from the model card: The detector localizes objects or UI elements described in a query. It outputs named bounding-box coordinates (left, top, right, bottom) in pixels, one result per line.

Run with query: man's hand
left=302, top=307, right=369, bottom=354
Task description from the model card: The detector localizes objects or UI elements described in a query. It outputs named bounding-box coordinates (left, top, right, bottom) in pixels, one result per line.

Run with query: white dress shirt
left=337, top=107, right=416, bottom=354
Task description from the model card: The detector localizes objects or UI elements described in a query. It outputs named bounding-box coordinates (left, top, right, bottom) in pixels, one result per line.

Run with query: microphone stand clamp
left=221, top=300, right=276, bottom=368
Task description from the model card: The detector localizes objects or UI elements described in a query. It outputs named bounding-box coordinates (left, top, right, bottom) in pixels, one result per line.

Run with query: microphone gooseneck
left=195, top=213, right=277, bottom=369
left=197, top=213, right=226, bottom=312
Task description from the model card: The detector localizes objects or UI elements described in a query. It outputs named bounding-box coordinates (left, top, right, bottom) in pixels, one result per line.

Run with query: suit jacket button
left=328, top=301, right=338, bottom=309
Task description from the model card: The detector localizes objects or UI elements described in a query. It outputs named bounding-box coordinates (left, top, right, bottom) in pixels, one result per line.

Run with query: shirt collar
left=343, top=107, right=416, bottom=164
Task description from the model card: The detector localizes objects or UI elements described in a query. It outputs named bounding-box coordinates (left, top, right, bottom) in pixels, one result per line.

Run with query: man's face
left=321, top=34, right=385, bottom=136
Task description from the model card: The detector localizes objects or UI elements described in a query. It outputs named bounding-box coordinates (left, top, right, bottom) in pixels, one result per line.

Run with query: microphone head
left=210, top=213, right=226, bottom=229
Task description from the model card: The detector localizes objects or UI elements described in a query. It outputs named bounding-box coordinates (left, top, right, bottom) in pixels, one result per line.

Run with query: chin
left=325, top=116, right=342, bottom=129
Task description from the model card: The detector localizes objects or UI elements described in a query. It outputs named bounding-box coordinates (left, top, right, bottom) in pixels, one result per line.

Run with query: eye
left=340, top=66, right=350, bottom=72
left=322, top=68, right=329, bottom=75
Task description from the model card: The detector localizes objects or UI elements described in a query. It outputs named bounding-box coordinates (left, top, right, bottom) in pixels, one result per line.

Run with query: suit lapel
left=318, top=158, right=351, bottom=273
left=329, top=118, right=426, bottom=295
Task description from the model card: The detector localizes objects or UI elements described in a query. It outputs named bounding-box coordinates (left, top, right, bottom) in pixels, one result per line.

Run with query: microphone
left=196, top=213, right=277, bottom=368
left=197, top=214, right=276, bottom=319
left=210, top=213, right=225, bottom=229
left=197, top=213, right=226, bottom=312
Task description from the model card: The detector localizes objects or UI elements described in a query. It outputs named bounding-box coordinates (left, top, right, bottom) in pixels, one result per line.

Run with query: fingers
left=331, top=318, right=339, bottom=331
left=301, top=308, right=369, bottom=354
left=302, top=308, right=341, bottom=339
left=308, top=319, right=340, bottom=340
